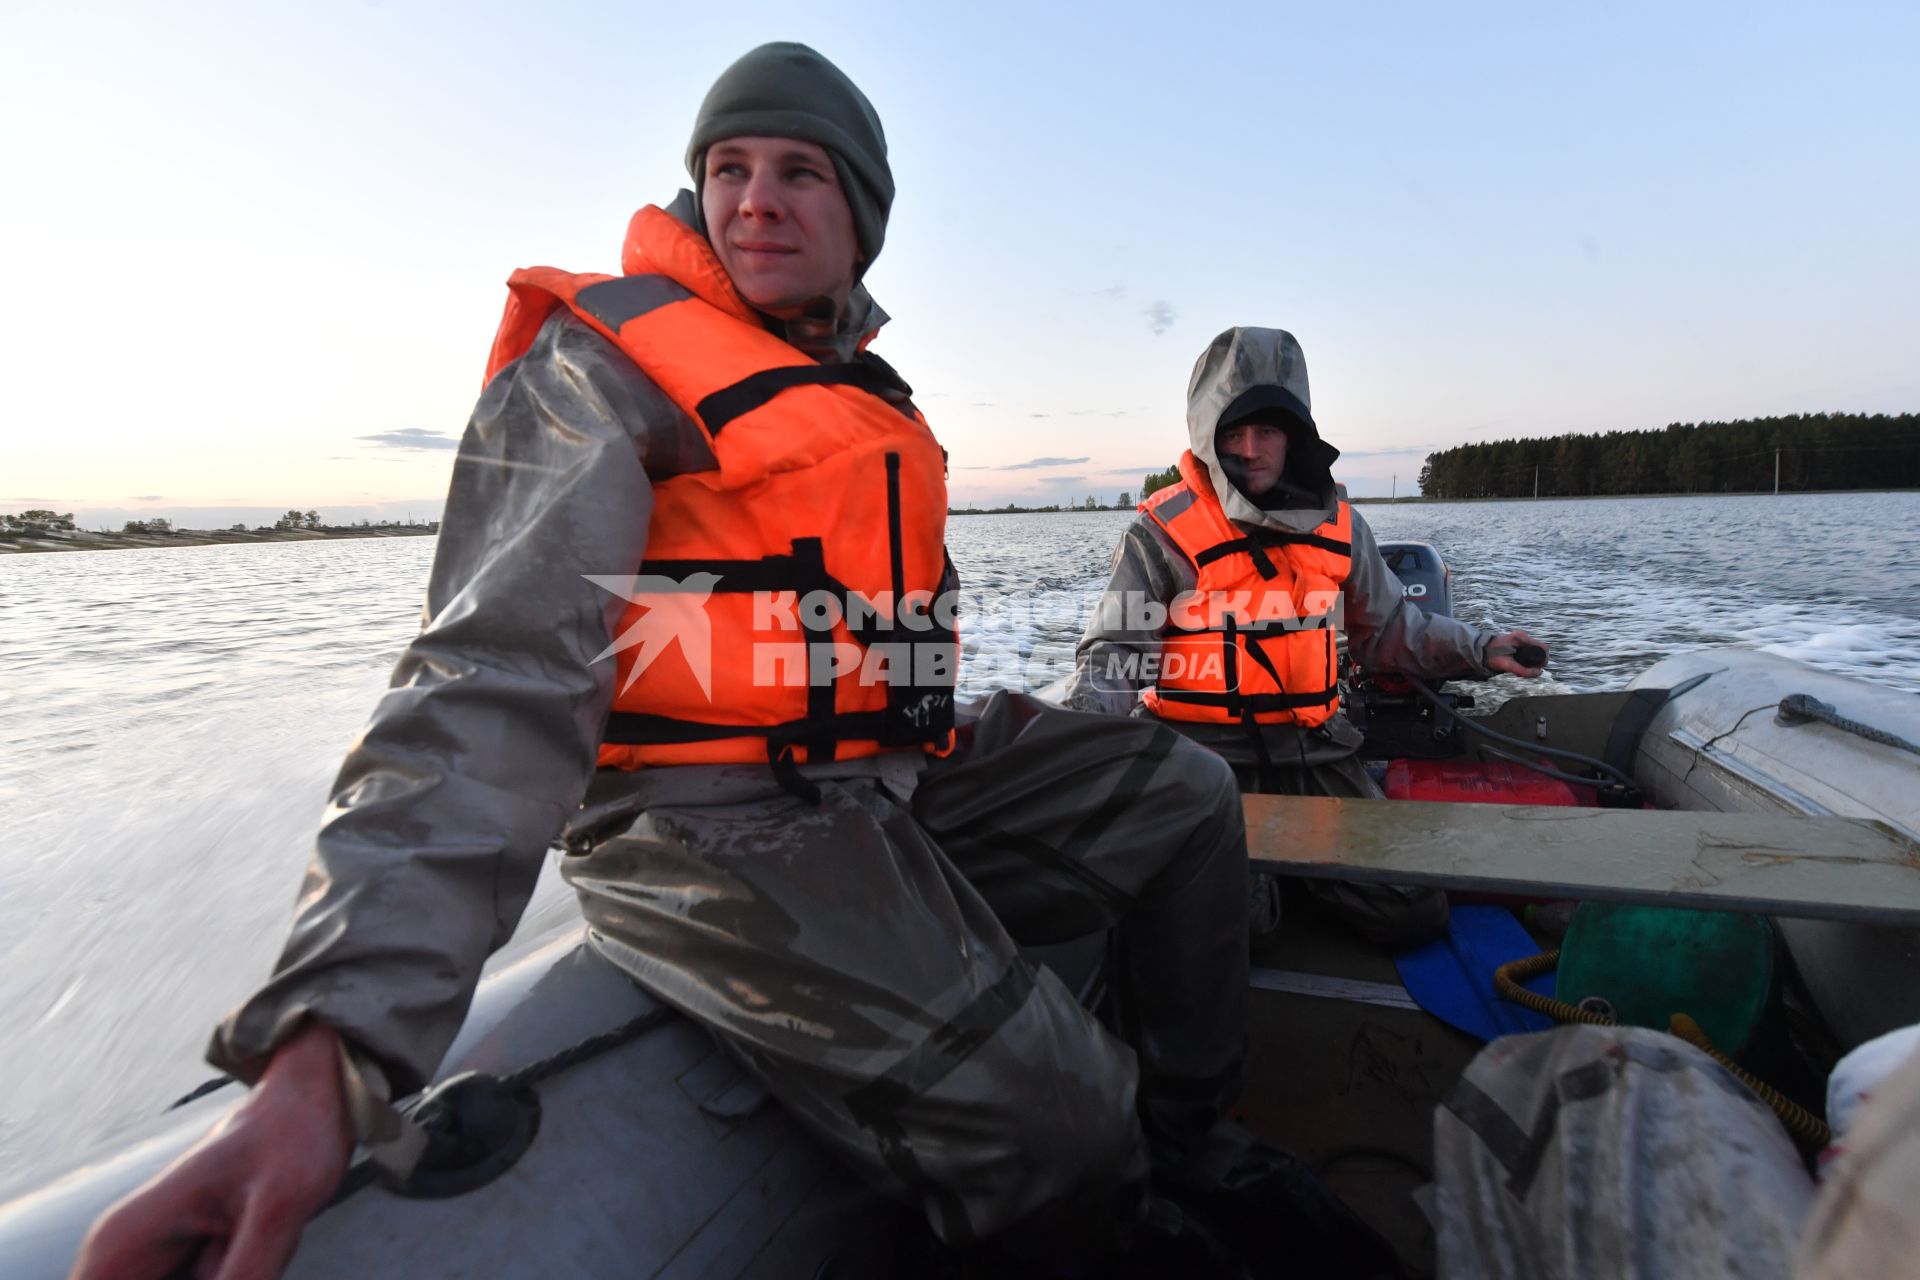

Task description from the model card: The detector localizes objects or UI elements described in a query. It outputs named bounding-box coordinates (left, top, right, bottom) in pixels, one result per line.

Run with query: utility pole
left=1391, top=475, right=1396, bottom=501
left=1774, top=449, right=1781, bottom=495
left=1534, top=466, right=1540, bottom=499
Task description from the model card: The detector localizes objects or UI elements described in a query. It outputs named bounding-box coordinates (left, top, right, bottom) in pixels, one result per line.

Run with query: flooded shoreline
left=0, top=525, right=438, bottom=554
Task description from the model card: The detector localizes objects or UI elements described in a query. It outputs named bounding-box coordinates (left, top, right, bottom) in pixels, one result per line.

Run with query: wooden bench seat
left=1244, top=795, right=1920, bottom=925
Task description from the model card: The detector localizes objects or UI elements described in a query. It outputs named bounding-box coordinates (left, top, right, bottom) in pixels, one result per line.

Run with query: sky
left=3, top=1, right=1917, bottom=528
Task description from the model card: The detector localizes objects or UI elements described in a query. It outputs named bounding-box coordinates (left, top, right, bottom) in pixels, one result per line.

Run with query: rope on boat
left=1493, top=951, right=1832, bottom=1149
left=1777, top=693, right=1920, bottom=758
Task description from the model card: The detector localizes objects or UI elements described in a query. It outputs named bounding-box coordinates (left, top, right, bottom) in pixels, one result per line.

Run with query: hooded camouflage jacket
left=1064, top=328, right=1498, bottom=746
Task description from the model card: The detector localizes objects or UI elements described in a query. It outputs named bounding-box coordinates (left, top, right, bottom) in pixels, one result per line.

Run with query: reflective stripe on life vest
left=1139, top=450, right=1351, bottom=727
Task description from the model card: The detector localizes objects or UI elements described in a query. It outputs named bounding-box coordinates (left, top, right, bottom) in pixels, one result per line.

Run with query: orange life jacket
left=1139, top=450, right=1351, bottom=727
left=483, top=206, right=956, bottom=772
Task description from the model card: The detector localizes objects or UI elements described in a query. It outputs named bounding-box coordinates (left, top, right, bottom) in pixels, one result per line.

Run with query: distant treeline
left=1418, top=413, right=1920, bottom=499
left=1141, top=466, right=1180, bottom=499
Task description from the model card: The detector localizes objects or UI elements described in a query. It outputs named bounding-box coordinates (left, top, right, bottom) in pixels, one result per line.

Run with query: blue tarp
left=1393, top=905, right=1557, bottom=1041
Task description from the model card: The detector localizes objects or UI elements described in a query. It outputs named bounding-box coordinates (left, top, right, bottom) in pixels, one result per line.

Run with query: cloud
left=359, top=428, right=460, bottom=451
left=1084, top=463, right=1168, bottom=476
left=1143, top=301, right=1176, bottom=335
left=128, top=494, right=165, bottom=501
left=960, top=456, right=1093, bottom=472
left=994, top=456, right=1089, bottom=471
left=1099, top=284, right=1126, bottom=300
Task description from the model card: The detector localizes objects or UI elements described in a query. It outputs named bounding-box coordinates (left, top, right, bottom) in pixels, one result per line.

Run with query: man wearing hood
left=71, top=50, right=1400, bottom=1280
left=1067, top=327, right=1546, bottom=948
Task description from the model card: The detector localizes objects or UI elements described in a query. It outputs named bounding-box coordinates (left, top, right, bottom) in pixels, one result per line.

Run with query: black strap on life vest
left=1153, top=687, right=1339, bottom=713
left=634, top=548, right=854, bottom=599
left=695, top=355, right=913, bottom=436
left=568, top=272, right=916, bottom=437
left=1222, top=617, right=1271, bottom=790
left=1240, top=630, right=1287, bottom=691
left=602, top=708, right=892, bottom=747
left=1155, top=614, right=1338, bottom=723
left=1191, top=525, right=1352, bottom=577
left=600, top=448, right=954, bottom=799
left=1164, top=613, right=1338, bottom=639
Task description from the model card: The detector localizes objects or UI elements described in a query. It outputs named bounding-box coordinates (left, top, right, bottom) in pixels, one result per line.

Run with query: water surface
left=1, top=491, right=1915, bottom=1194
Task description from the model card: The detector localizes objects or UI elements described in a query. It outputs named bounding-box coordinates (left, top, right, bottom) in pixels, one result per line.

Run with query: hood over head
left=685, top=42, right=893, bottom=282
left=1185, top=326, right=1342, bottom=531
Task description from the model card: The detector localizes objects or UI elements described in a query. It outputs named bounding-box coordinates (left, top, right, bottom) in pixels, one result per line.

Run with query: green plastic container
left=1556, top=903, right=1776, bottom=1056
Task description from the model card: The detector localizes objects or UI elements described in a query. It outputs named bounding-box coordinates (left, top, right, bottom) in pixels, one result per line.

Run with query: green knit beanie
left=686, top=42, right=893, bottom=278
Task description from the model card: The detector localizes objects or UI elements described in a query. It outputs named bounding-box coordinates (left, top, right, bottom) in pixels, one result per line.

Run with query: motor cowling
left=1376, top=539, right=1452, bottom=619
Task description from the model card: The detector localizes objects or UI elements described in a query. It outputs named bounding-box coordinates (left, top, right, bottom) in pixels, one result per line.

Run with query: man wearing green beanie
left=72, top=44, right=1395, bottom=1280
left=687, top=41, right=894, bottom=282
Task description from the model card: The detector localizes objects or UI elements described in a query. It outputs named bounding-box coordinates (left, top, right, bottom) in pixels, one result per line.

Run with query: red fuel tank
left=1383, top=758, right=1585, bottom=807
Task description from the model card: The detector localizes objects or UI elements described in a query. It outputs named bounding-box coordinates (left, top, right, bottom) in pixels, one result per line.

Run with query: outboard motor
left=1349, top=540, right=1472, bottom=756
left=1376, top=540, right=1452, bottom=618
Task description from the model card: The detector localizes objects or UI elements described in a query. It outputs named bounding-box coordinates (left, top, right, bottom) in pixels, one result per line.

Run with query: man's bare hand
left=1486, top=629, right=1549, bottom=678
left=70, top=1021, right=354, bottom=1280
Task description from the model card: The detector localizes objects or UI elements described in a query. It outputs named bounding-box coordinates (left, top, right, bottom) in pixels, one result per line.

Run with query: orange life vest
left=484, top=206, right=956, bottom=771
left=1139, top=450, right=1351, bottom=727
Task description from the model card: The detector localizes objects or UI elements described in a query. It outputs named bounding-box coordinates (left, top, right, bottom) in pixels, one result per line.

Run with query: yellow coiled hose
left=1493, top=950, right=1831, bottom=1148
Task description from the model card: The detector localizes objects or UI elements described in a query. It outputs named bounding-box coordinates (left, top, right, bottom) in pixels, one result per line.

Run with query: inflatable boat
left=4, top=547, right=1917, bottom=1277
